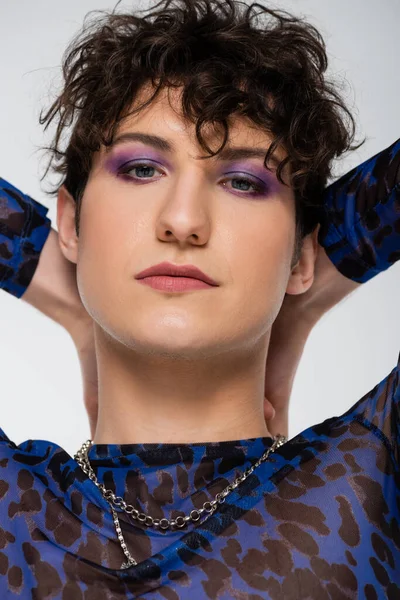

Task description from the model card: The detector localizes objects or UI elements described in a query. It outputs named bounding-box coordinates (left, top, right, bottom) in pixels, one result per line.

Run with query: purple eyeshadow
left=221, top=161, right=278, bottom=192
left=104, top=148, right=171, bottom=173
left=103, top=147, right=279, bottom=196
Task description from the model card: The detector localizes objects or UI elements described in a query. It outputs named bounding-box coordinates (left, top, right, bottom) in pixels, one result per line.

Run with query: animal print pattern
left=0, top=138, right=399, bottom=598
left=0, top=178, right=51, bottom=298
left=319, top=137, right=400, bottom=283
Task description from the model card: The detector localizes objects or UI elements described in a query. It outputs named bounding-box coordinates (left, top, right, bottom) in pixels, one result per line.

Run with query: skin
left=56, top=85, right=319, bottom=444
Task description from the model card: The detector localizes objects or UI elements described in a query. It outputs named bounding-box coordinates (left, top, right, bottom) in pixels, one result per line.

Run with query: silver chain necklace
left=74, top=434, right=287, bottom=569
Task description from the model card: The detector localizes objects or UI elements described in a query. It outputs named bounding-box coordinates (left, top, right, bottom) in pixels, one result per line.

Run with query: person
left=0, top=0, right=399, bottom=597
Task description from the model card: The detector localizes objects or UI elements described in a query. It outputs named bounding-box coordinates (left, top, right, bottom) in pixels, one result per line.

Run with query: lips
left=135, top=261, right=219, bottom=286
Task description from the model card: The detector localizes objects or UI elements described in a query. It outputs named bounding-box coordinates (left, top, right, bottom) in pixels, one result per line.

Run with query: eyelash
left=117, top=161, right=268, bottom=197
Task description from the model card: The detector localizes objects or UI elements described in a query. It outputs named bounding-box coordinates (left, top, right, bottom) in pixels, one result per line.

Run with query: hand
left=67, top=313, right=98, bottom=438
left=73, top=301, right=309, bottom=440
left=263, top=294, right=315, bottom=438
left=25, top=224, right=358, bottom=440
left=70, top=238, right=360, bottom=439
left=21, top=228, right=99, bottom=437
left=263, top=239, right=361, bottom=438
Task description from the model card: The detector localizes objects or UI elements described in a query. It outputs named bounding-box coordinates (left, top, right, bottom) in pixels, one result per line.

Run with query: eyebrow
left=108, top=132, right=281, bottom=167
left=110, top=132, right=173, bottom=153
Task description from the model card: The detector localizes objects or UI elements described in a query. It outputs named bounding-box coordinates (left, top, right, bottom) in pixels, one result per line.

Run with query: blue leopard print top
left=0, top=138, right=399, bottom=599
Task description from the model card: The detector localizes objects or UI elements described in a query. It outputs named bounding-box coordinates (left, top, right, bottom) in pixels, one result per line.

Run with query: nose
left=155, top=170, right=211, bottom=246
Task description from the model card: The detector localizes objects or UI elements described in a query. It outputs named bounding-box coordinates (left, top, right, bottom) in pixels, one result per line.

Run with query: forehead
left=114, top=84, right=285, bottom=161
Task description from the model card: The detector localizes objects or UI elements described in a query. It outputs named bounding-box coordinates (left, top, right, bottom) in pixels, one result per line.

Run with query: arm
left=265, top=138, right=400, bottom=437
left=264, top=247, right=361, bottom=438
left=0, top=178, right=52, bottom=298
left=311, top=137, right=400, bottom=317
left=0, top=179, right=97, bottom=436
left=21, top=228, right=86, bottom=332
left=0, top=178, right=83, bottom=328
left=21, top=224, right=99, bottom=437
left=289, top=137, right=400, bottom=323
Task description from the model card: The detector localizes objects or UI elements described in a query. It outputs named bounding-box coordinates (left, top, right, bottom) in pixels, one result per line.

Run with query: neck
left=92, top=327, right=273, bottom=444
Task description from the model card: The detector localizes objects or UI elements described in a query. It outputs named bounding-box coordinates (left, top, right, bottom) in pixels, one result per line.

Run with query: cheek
left=231, top=209, right=295, bottom=319
left=75, top=187, right=144, bottom=318
left=78, top=179, right=147, bottom=260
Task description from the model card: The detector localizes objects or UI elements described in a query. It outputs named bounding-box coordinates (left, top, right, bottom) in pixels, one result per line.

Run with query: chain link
left=75, top=434, right=287, bottom=568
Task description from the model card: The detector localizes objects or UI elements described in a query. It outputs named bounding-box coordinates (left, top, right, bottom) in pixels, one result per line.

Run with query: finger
left=263, top=397, right=276, bottom=422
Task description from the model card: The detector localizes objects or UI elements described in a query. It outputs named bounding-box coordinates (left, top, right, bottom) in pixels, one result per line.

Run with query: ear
left=285, top=224, right=319, bottom=296
left=57, top=185, right=79, bottom=265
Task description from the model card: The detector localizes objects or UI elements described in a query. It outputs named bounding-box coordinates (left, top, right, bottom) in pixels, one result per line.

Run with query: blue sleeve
left=318, top=138, right=400, bottom=464
left=318, top=137, right=400, bottom=283
left=0, top=178, right=52, bottom=298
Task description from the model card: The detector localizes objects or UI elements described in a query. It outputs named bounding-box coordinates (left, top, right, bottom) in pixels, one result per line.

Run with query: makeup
left=219, top=160, right=278, bottom=197
left=103, top=145, right=278, bottom=198
left=104, top=148, right=171, bottom=176
left=137, top=276, right=214, bottom=292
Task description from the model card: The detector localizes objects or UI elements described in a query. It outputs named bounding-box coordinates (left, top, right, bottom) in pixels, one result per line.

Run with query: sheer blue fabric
left=0, top=139, right=399, bottom=598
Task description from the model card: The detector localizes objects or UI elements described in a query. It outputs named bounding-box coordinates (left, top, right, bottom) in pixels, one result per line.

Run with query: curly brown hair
left=40, top=0, right=360, bottom=243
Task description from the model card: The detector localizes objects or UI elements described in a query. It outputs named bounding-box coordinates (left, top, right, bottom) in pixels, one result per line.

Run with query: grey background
left=0, top=1, right=399, bottom=455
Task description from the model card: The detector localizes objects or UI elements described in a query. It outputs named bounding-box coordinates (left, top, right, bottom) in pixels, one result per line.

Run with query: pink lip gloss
left=137, top=276, right=214, bottom=292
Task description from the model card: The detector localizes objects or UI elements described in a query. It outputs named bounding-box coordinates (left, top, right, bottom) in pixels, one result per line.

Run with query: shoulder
left=0, top=429, right=79, bottom=514
left=338, top=351, right=400, bottom=465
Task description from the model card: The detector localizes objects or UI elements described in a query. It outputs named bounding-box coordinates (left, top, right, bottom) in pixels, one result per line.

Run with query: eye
left=231, top=178, right=256, bottom=192
left=131, top=165, right=156, bottom=178
left=221, top=175, right=267, bottom=196
left=118, top=161, right=164, bottom=181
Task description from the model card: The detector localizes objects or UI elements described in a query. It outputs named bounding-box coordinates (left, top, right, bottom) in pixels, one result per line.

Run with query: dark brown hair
left=40, top=0, right=360, bottom=244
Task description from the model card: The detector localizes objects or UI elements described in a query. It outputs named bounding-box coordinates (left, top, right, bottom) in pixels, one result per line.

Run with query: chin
left=105, top=316, right=216, bottom=358
left=129, top=337, right=217, bottom=360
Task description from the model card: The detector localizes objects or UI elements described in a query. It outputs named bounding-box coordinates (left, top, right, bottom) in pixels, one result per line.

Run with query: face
left=60, top=86, right=312, bottom=359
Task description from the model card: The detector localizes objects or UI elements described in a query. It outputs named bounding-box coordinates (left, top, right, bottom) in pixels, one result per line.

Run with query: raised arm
left=0, top=180, right=97, bottom=435
left=0, top=178, right=52, bottom=299
left=0, top=178, right=85, bottom=330
left=265, top=138, right=400, bottom=436
left=312, top=137, right=400, bottom=314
